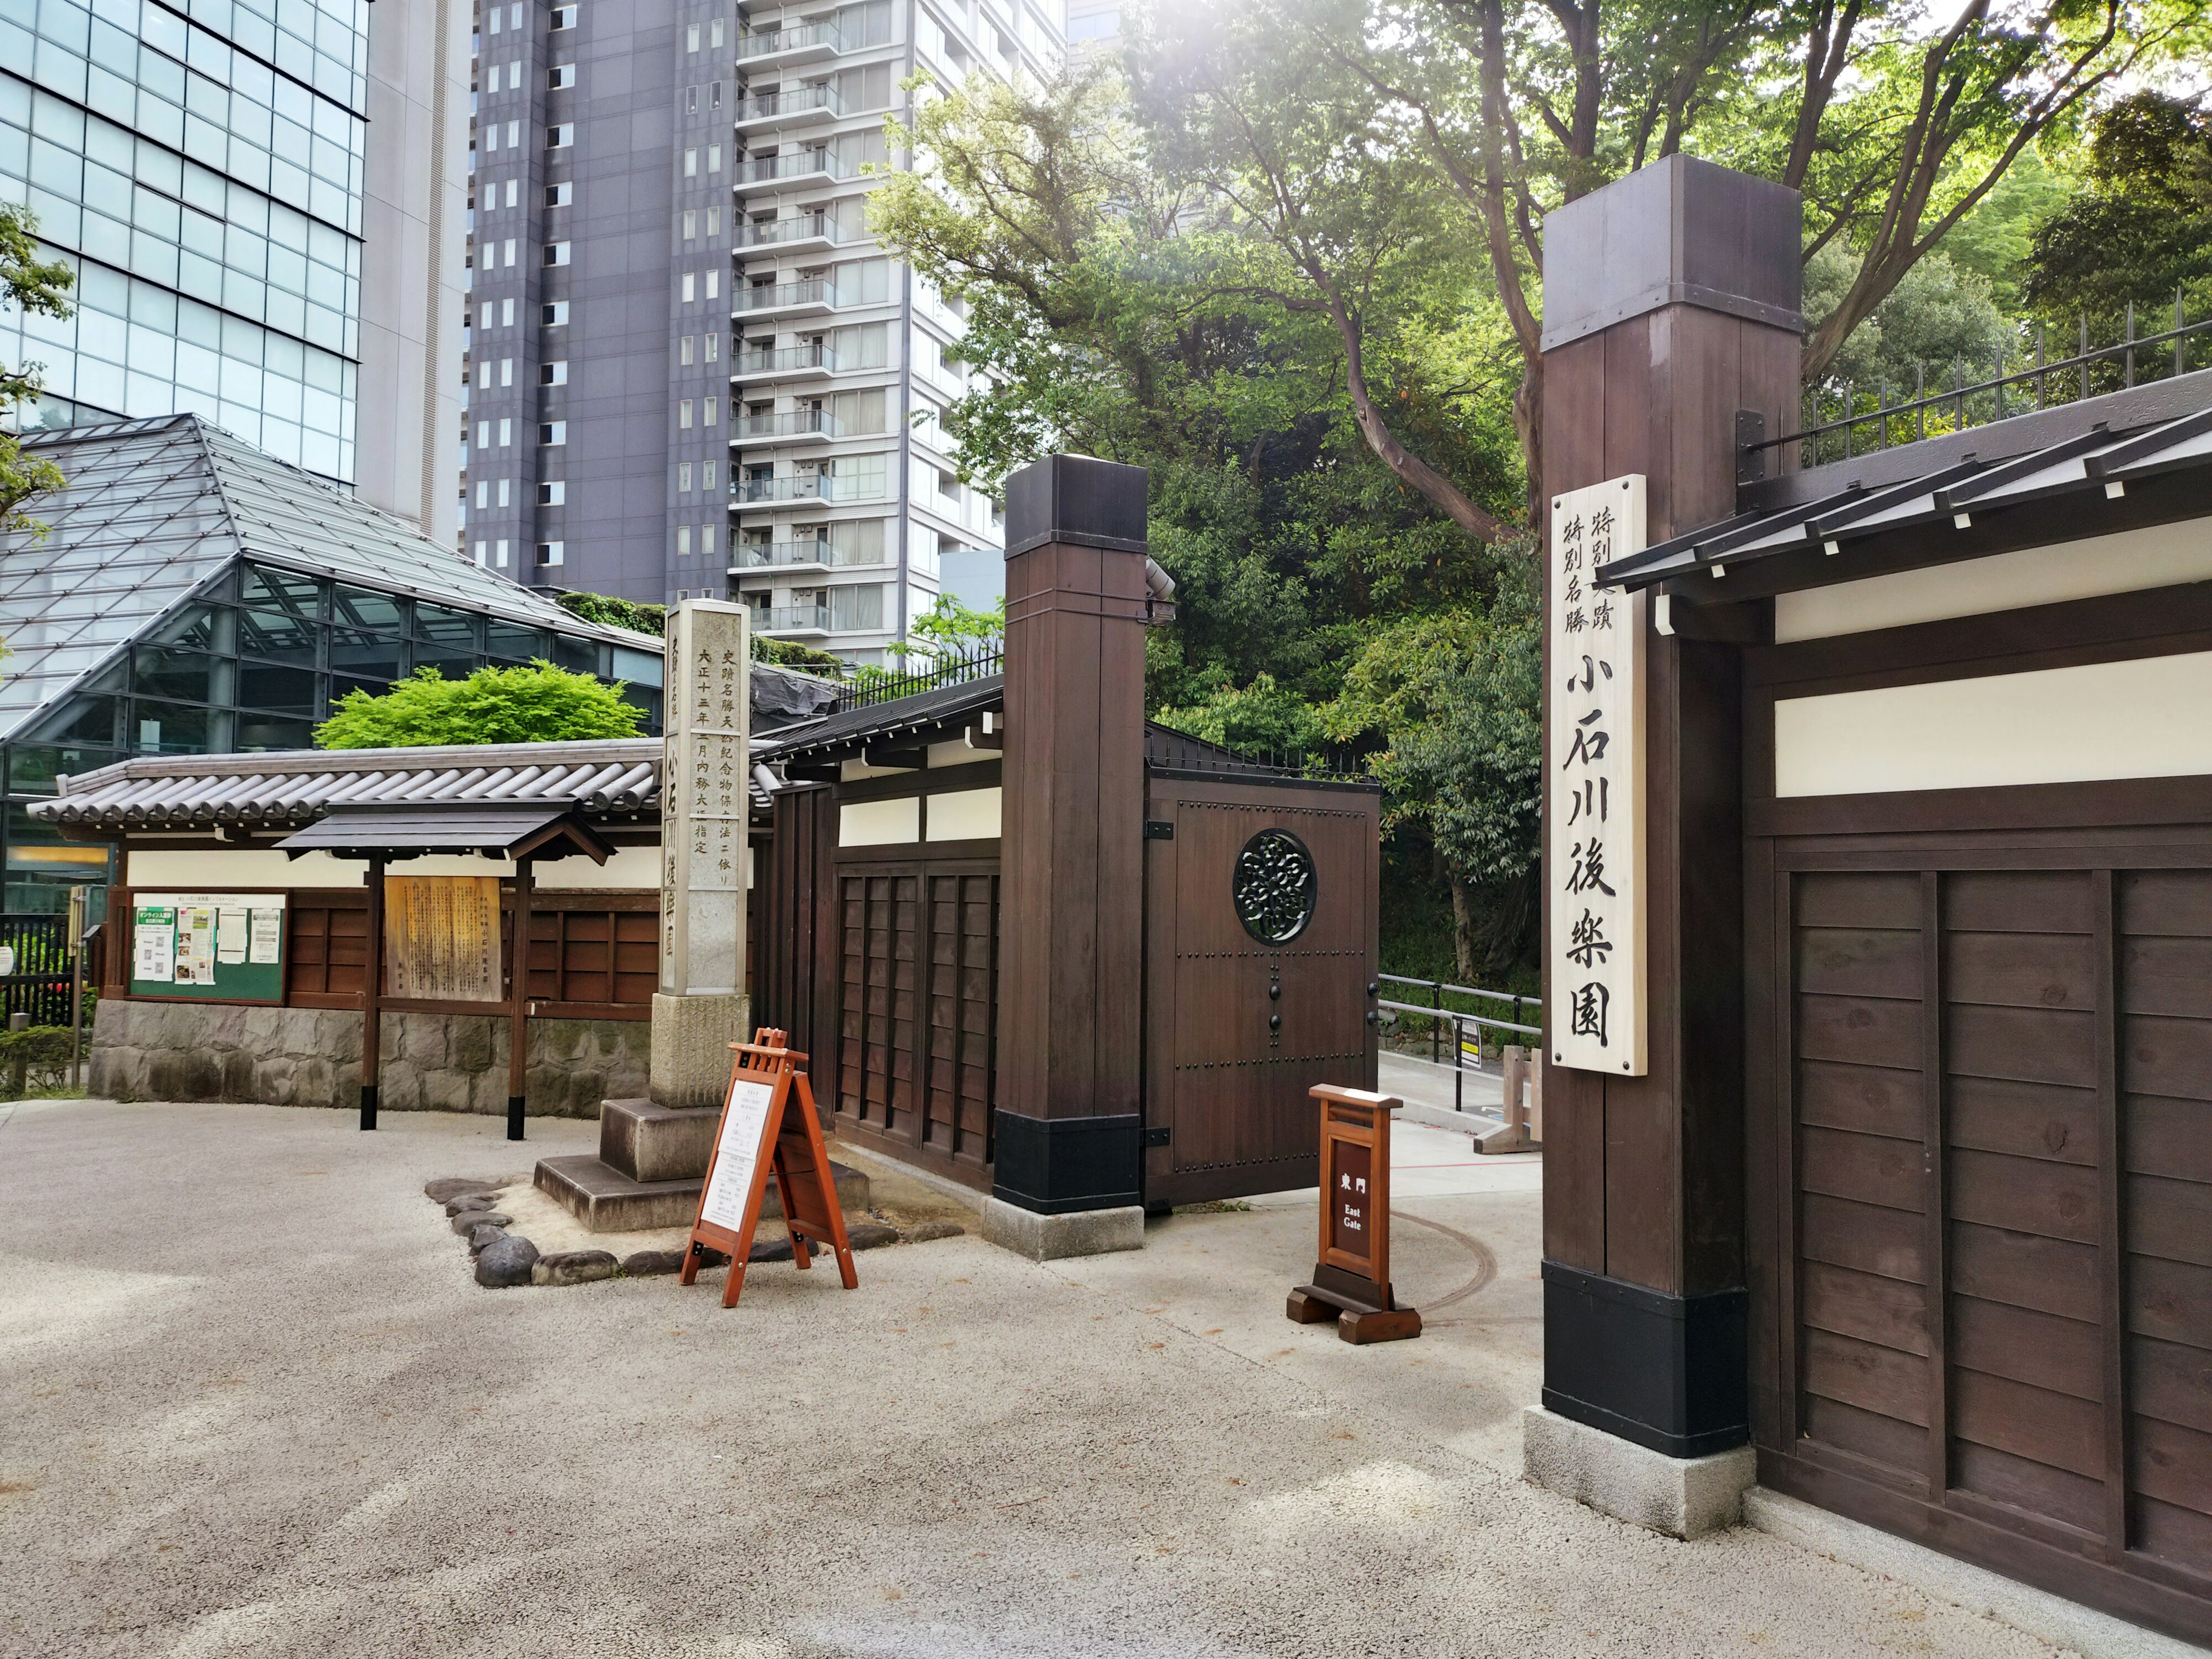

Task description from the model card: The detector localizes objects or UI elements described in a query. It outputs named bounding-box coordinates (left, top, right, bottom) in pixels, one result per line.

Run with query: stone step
left=533, top=1153, right=871, bottom=1234
left=597, top=1097, right=720, bottom=1183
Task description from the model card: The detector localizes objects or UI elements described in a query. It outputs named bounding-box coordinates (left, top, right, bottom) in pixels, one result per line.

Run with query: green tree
left=2024, top=90, right=2212, bottom=319
left=315, top=662, right=642, bottom=749
left=1805, top=243, right=2012, bottom=400
left=1, top=203, right=77, bottom=538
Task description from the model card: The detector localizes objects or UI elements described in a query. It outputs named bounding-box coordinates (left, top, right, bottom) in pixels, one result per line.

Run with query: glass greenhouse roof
left=0, top=414, right=657, bottom=743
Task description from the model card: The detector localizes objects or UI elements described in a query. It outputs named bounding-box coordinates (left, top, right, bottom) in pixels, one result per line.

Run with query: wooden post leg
left=506, top=857, right=533, bottom=1142
left=721, top=1257, right=748, bottom=1308
left=361, top=857, right=384, bottom=1131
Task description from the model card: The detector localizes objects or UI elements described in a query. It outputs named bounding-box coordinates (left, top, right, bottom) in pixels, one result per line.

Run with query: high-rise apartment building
left=460, top=0, right=1062, bottom=662
left=0, top=0, right=469, bottom=544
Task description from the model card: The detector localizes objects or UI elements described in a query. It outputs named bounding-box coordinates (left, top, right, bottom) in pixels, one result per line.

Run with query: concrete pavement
left=0, top=1097, right=2069, bottom=1658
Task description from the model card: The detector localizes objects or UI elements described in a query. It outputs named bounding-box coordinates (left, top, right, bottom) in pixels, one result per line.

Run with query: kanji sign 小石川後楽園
left=1546, top=475, right=1647, bottom=1075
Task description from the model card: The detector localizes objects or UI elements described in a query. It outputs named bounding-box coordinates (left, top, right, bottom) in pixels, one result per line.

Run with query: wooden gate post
left=985, top=454, right=1152, bottom=1258
left=1531, top=156, right=1801, bottom=1516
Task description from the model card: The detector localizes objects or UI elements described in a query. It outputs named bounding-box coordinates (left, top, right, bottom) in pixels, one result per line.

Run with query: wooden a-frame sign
left=1287, top=1084, right=1421, bottom=1343
left=680, top=1028, right=858, bottom=1307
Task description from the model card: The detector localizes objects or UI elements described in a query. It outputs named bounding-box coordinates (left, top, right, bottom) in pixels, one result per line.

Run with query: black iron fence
left=0, top=914, right=88, bottom=1028
left=832, top=642, right=1003, bottom=713
left=1376, top=972, right=1541, bottom=1113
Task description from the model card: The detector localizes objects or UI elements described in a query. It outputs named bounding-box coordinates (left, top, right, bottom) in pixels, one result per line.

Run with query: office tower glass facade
left=0, top=0, right=373, bottom=482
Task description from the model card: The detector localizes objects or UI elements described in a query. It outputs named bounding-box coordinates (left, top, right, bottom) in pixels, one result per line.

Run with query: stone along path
left=0, top=1098, right=2067, bottom=1658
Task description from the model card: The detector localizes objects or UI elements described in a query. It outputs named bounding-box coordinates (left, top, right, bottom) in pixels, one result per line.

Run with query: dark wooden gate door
left=1766, top=854, right=2212, bottom=1638
left=1142, top=772, right=1379, bottom=1207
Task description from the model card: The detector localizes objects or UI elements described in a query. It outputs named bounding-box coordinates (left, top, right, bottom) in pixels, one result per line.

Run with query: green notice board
left=131, top=892, right=287, bottom=1002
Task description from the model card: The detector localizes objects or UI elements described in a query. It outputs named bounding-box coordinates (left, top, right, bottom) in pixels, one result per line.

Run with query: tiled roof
left=32, top=738, right=664, bottom=834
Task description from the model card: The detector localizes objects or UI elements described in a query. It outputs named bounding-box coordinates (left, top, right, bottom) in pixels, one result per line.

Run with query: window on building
left=708, top=145, right=722, bottom=173
left=543, top=301, right=570, bottom=325
left=548, top=124, right=573, bottom=148
left=476, top=361, right=490, bottom=389
left=480, top=300, right=495, bottom=330
left=701, top=525, right=716, bottom=556
left=474, top=540, right=487, bottom=565
left=498, top=479, right=513, bottom=507
left=495, top=539, right=510, bottom=568
left=499, top=418, right=514, bottom=445
left=710, top=17, right=725, bottom=46
left=475, top=479, right=488, bottom=508
left=680, top=336, right=695, bottom=366
left=682, top=209, right=698, bottom=240
left=684, top=149, right=698, bottom=178
left=682, top=272, right=696, bottom=304
left=828, top=517, right=887, bottom=565
left=506, top=179, right=520, bottom=209
left=541, top=362, right=569, bottom=385
left=703, top=332, right=719, bottom=362
left=711, top=81, right=724, bottom=108
left=687, top=21, right=700, bottom=50
left=502, top=297, right=515, bottom=325
left=501, top=358, right=515, bottom=387
left=539, top=481, right=565, bottom=505
left=546, top=181, right=573, bottom=207
left=704, top=396, right=719, bottom=426
left=507, top=119, right=521, bottom=145
left=829, top=584, right=884, bottom=631
left=686, top=86, right=699, bottom=113
left=476, top=420, right=490, bottom=448
left=679, top=462, right=694, bottom=493
left=680, top=399, right=694, bottom=429
left=539, top=541, right=566, bottom=565
left=544, top=241, right=571, bottom=266
left=703, top=460, right=717, bottom=492
left=678, top=526, right=693, bottom=556
left=540, top=421, right=566, bottom=444
left=503, top=237, right=517, bottom=266
left=548, top=64, right=575, bottom=89
left=551, top=4, right=577, bottom=28
left=707, top=206, right=722, bottom=236
left=706, top=270, right=720, bottom=300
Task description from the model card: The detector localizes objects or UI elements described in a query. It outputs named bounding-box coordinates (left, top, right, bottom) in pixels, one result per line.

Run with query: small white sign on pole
left=1546, top=475, right=1648, bottom=1076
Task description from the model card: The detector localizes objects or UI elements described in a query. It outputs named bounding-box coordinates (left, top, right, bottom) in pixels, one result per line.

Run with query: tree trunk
left=1449, top=875, right=1478, bottom=984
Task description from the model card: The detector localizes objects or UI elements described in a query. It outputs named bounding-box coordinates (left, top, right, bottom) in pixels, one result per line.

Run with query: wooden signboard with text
left=1286, top=1085, right=1421, bottom=1343
left=680, top=1028, right=857, bottom=1308
left=384, top=874, right=503, bottom=1003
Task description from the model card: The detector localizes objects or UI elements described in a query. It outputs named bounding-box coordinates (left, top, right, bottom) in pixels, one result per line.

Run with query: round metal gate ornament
left=1233, top=828, right=1317, bottom=944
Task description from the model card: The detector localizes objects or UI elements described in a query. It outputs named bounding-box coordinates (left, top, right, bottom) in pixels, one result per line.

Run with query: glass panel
left=235, top=661, right=319, bottom=715
left=549, top=635, right=595, bottom=675
left=411, top=651, right=478, bottom=683
left=619, top=683, right=664, bottom=735
left=24, top=695, right=118, bottom=746
left=132, top=646, right=218, bottom=703
left=8, top=745, right=119, bottom=795
left=331, top=585, right=404, bottom=633
left=7, top=802, right=114, bottom=877
left=147, top=601, right=237, bottom=652
left=238, top=605, right=320, bottom=665
left=327, top=674, right=385, bottom=714
left=239, top=565, right=324, bottom=616
left=485, top=621, right=550, bottom=660
left=327, top=630, right=402, bottom=682
left=235, top=713, right=317, bottom=751
left=412, top=603, right=480, bottom=647
left=131, top=701, right=214, bottom=753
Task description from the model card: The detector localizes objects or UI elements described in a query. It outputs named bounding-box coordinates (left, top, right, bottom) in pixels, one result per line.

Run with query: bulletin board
left=130, top=892, right=287, bottom=1002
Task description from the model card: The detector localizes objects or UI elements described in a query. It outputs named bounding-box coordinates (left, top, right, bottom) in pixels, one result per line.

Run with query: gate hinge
left=1143, top=1124, right=1171, bottom=1147
left=1145, top=820, right=1175, bottom=840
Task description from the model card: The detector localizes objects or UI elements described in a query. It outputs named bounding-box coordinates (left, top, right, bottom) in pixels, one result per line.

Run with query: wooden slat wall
left=1782, top=859, right=2212, bottom=1630
left=2117, top=870, right=2212, bottom=1574
left=759, top=784, right=838, bottom=1063
left=524, top=893, right=658, bottom=1009
left=827, top=853, right=1000, bottom=1190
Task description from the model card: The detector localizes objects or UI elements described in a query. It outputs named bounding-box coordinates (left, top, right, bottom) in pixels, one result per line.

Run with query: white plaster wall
left=1774, top=517, right=2212, bottom=643
left=125, top=845, right=661, bottom=890
left=1774, top=649, right=2212, bottom=796
left=926, top=786, right=1001, bottom=840
left=838, top=797, right=921, bottom=846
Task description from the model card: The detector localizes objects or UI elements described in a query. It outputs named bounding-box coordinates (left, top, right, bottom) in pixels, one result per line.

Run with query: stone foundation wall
left=90, top=999, right=647, bottom=1118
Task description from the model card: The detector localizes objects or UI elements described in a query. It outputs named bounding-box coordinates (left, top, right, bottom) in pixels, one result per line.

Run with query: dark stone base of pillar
left=1541, top=1259, right=1748, bottom=1459
left=989, top=1109, right=1141, bottom=1214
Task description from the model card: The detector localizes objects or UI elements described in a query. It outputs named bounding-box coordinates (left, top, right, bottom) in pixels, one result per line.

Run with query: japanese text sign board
left=129, top=891, right=286, bottom=1002
left=1546, top=475, right=1648, bottom=1076
left=383, top=876, right=502, bottom=1002
left=1286, top=1085, right=1421, bottom=1344
left=680, top=1031, right=858, bottom=1309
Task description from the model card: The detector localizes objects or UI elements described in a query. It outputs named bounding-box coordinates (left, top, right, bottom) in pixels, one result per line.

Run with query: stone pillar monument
left=652, top=598, right=753, bottom=1107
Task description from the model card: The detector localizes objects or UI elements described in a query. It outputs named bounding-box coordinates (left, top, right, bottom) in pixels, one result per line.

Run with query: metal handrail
left=734, top=410, right=842, bottom=440
left=733, top=279, right=836, bottom=314
left=736, top=213, right=847, bottom=251
left=1377, top=998, right=1540, bottom=1117
left=736, top=21, right=844, bottom=58
left=734, top=151, right=849, bottom=187
left=734, top=343, right=839, bottom=376
left=736, top=85, right=844, bottom=122
left=1752, top=297, right=2209, bottom=467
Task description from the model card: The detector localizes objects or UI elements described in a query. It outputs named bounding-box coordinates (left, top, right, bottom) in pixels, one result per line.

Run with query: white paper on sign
left=217, top=907, right=249, bottom=964
left=699, top=1078, right=778, bottom=1232
left=247, top=909, right=283, bottom=965
left=135, top=925, right=175, bottom=982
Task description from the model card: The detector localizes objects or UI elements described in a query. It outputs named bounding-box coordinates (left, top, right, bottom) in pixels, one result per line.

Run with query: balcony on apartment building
left=731, top=342, right=840, bottom=385
left=731, top=539, right=831, bottom=574
left=732, top=409, right=843, bottom=448
left=734, top=20, right=844, bottom=66
left=734, top=83, right=846, bottom=135
left=753, top=603, right=833, bottom=637
left=732, top=279, right=839, bottom=322
left=736, top=212, right=849, bottom=257
left=734, top=147, right=850, bottom=196
left=730, top=472, right=824, bottom=505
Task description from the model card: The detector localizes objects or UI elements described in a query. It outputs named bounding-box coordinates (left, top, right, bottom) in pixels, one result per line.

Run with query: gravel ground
left=0, top=1097, right=2071, bottom=1659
